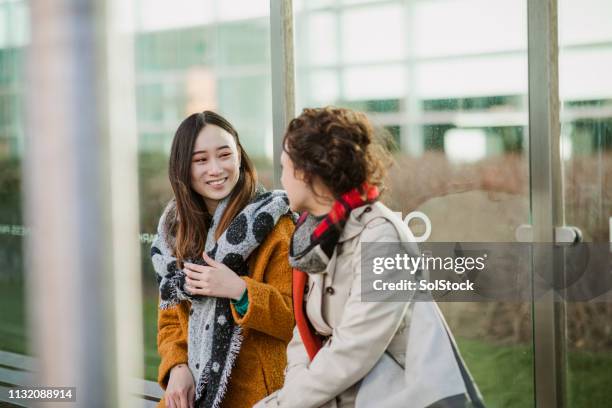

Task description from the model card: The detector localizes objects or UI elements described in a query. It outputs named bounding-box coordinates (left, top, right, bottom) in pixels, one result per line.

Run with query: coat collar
left=337, top=202, right=382, bottom=243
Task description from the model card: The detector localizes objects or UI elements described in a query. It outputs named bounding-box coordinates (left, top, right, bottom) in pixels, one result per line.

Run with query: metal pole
left=105, top=0, right=145, bottom=406
left=403, top=0, right=424, bottom=156
left=527, top=0, right=566, bottom=406
left=270, top=0, right=295, bottom=188
left=23, top=0, right=141, bottom=405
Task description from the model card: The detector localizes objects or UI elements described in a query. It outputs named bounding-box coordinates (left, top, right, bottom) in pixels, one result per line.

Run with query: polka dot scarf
left=152, top=187, right=291, bottom=408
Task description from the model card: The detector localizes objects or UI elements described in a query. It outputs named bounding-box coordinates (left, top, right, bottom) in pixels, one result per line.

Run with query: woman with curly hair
left=256, top=107, right=482, bottom=408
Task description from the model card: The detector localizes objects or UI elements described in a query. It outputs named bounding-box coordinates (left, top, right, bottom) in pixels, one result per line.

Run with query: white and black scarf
left=152, top=187, right=291, bottom=408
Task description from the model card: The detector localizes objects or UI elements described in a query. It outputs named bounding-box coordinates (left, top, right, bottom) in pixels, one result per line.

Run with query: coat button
left=195, top=363, right=200, bottom=369
left=304, top=285, right=309, bottom=294
left=326, top=287, right=335, bottom=295
left=364, top=206, right=372, bottom=213
left=189, top=308, right=194, bottom=316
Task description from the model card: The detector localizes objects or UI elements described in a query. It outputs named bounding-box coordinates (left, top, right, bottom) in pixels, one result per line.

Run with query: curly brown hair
left=283, top=106, right=392, bottom=198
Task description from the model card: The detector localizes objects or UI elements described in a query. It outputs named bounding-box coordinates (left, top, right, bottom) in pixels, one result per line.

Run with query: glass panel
left=134, top=0, right=273, bottom=381
left=559, top=0, right=612, bottom=405
left=295, top=1, right=533, bottom=406
left=413, top=0, right=526, bottom=57
left=294, top=0, right=336, bottom=12
left=305, top=12, right=338, bottom=66
left=340, top=4, right=404, bottom=63
left=0, top=0, right=28, bottom=360
left=137, top=0, right=215, bottom=32
left=343, top=64, right=405, bottom=100
left=216, top=0, right=269, bottom=22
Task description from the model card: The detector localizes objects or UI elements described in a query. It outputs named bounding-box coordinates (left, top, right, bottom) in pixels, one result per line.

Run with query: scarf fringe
left=195, top=326, right=244, bottom=408
left=211, top=326, right=243, bottom=408
left=196, top=366, right=209, bottom=405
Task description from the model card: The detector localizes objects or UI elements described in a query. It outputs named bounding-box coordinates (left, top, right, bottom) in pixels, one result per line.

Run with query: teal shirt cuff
left=231, top=288, right=249, bottom=316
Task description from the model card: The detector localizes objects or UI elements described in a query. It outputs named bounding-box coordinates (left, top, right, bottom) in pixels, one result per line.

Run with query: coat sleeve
left=157, top=300, right=189, bottom=389
left=230, top=216, right=295, bottom=343
left=254, top=325, right=311, bottom=408
left=274, top=220, right=411, bottom=408
left=284, top=325, right=311, bottom=382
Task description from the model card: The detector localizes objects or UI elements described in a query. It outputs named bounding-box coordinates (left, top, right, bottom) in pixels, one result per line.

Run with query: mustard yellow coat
left=157, top=215, right=295, bottom=408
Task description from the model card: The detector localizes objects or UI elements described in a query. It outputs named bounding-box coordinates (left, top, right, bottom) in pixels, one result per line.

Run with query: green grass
left=0, top=278, right=28, bottom=355
left=459, top=337, right=612, bottom=407
left=2, top=279, right=612, bottom=407
left=0, top=279, right=162, bottom=380
left=565, top=348, right=612, bottom=407
left=143, top=291, right=161, bottom=381
left=458, top=338, right=534, bottom=407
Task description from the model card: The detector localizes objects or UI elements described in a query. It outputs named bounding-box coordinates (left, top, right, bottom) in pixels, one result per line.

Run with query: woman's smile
left=206, top=177, right=228, bottom=188
left=189, top=123, right=242, bottom=213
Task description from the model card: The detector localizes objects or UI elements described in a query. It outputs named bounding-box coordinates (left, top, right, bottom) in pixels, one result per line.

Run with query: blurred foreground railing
left=0, top=351, right=162, bottom=407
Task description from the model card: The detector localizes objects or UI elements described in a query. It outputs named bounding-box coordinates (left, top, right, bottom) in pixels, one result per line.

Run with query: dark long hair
left=166, top=110, right=257, bottom=264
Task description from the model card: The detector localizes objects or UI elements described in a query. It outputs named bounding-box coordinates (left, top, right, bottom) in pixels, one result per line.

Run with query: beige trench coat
left=256, top=202, right=417, bottom=408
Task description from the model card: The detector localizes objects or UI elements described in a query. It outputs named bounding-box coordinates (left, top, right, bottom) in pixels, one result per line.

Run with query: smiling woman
left=153, top=110, right=295, bottom=408
left=167, top=111, right=258, bottom=265
left=190, top=125, right=241, bottom=214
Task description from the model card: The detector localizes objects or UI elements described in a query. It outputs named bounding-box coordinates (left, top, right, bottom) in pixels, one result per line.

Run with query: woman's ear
left=293, top=168, right=305, bottom=182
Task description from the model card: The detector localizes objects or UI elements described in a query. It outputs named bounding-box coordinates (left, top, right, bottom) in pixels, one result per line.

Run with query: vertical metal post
left=528, top=0, right=566, bottom=406
left=105, top=0, right=144, bottom=406
left=23, top=0, right=141, bottom=405
left=25, top=0, right=109, bottom=404
left=270, top=0, right=295, bottom=188
left=402, top=0, right=424, bottom=156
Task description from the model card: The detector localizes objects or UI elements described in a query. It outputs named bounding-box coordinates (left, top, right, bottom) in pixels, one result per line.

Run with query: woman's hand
left=184, top=252, right=247, bottom=300
left=165, top=364, right=195, bottom=408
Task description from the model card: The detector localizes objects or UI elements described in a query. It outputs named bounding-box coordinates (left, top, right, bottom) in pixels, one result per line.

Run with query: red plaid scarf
left=296, top=182, right=380, bottom=258
left=293, top=182, right=379, bottom=359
